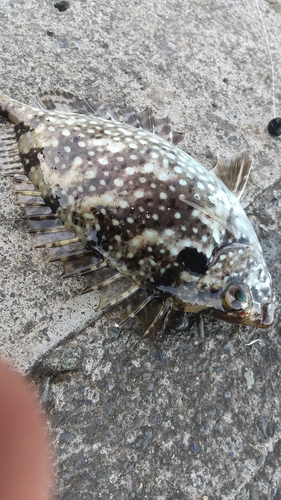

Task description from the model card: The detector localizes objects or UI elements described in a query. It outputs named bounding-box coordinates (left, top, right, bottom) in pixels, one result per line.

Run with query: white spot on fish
left=164, top=229, right=174, bottom=237
left=126, top=167, right=135, bottom=175
left=144, top=164, right=154, bottom=173
left=159, top=172, right=169, bottom=182
left=174, top=166, right=182, bottom=173
left=98, top=157, right=108, bottom=165
left=134, top=189, right=144, bottom=199
left=114, top=178, right=123, bottom=187
left=74, top=157, right=83, bottom=166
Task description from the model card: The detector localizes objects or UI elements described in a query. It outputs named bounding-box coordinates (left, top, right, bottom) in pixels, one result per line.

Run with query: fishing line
left=253, top=0, right=281, bottom=135
left=253, top=0, right=276, bottom=118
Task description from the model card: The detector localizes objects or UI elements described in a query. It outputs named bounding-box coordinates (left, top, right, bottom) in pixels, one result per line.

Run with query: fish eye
left=234, top=288, right=246, bottom=302
left=223, top=284, right=250, bottom=311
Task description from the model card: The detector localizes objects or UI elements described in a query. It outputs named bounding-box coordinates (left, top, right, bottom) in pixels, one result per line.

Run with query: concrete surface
left=0, top=0, right=281, bottom=498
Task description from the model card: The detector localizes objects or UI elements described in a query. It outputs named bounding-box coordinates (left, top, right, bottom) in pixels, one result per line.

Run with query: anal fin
left=136, top=298, right=170, bottom=336
left=98, top=280, right=139, bottom=311
left=118, top=289, right=170, bottom=336
left=81, top=264, right=119, bottom=294
left=118, top=289, right=151, bottom=325
left=61, top=253, right=103, bottom=278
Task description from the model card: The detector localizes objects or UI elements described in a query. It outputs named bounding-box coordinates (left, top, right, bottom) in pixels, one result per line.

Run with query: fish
left=0, top=90, right=275, bottom=335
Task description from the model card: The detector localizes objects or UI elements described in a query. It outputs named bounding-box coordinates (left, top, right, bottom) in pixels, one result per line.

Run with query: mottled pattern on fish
left=0, top=91, right=275, bottom=333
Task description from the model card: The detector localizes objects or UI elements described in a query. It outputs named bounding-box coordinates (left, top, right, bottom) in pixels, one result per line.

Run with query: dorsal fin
left=30, top=90, right=184, bottom=145
left=211, top=151, right=252, bottom=199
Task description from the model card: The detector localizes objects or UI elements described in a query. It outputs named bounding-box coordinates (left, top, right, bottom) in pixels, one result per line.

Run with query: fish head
left=165, top=243, right=275, bottom=328
left=196, top=244, right=275, bottom=328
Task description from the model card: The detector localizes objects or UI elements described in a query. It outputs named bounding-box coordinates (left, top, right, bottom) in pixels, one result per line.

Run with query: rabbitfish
left=0, top=91, right=275, bottom=334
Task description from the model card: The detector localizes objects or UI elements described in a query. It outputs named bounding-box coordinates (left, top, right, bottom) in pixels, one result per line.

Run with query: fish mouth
left=210, top=301, right=275, bottom=328
left=254, top=302, right=275, bottom=328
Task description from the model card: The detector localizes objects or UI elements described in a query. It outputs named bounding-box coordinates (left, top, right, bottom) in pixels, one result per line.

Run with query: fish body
left=0, top=91, right=275, bottom=332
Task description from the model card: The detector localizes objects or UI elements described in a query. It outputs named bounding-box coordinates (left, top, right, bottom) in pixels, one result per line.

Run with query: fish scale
left=0, top=90, right=275, bottom=333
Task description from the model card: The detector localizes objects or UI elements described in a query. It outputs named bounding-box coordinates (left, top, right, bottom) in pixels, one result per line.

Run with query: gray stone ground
left=0, top=0, right=281, bottom=498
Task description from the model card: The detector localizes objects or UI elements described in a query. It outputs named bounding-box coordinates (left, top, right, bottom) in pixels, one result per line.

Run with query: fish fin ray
left=15, top=189, right=47, bottom=207
left=48, top=243, right=91, bottom=262
left=136, top=108, right=183, bottom=144
left=81, top=265, right=121, bottom=294
left=30, top=90, right=99, bottom=114
left=30, top=91, right=123, bottom=122
left=0, top=121, right=24, bottom=175
left=117, top=105, right=139, bottom=127
left=136, top=298, right=170, bottom=336
left=153, top=115, right=184, bottom=144
left=27, top=218, right=64, bottom=234
left=212, top=151, right=252, bottom=199
left=34, top=230, right=79, bottom=248
left=118, top=290, right=151, bottom=325
left=61, top=253, right=103, bottom=278
left=98, top=281, right=139, bottom=311
left=172, top=131, right=185, bottom=145
left=136, top=107, right=154, bottom=132
left=118, top=290, right=170, bottom=336
left=22, top=205, right=54, bottom=219
left=117, top=106, right=184, bottom=144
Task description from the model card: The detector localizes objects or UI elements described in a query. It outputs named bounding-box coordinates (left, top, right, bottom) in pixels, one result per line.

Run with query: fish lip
left=254, top=302, right=275, bottom=328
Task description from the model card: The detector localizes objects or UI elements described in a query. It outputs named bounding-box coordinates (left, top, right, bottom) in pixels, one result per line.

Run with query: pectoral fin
left=211, top=151, right=252, bottom=199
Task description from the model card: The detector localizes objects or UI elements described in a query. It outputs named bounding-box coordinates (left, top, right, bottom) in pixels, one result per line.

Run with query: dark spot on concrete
left=54, top=1, right=70, bottom=12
